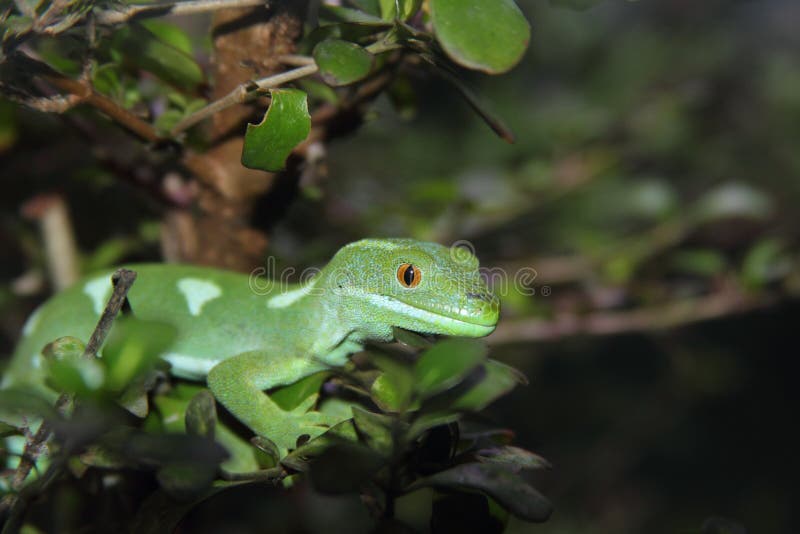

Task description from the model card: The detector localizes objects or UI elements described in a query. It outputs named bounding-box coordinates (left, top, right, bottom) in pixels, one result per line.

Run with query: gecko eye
left=397, top=263, right=421, bottom=288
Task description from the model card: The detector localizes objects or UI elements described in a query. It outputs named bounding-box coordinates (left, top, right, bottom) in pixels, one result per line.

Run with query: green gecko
left=4, top=238, right=500, bottom=454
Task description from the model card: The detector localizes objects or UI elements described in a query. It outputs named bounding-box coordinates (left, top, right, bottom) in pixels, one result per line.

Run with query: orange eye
left=397, top=263, right=421, bottom=288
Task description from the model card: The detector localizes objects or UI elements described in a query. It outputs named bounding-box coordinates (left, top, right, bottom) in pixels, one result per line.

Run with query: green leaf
left=157, top=461, right=218, bottom=500
left=475, top=446, right=552, bottom=472
left=2, top=16, right=33, bottom=38
left=250, top=436, right=280, bottom=465
left=42, top=336, right=86, bottom=361
left=141, top=20, right=194, bottom=55
left=392, top=326, right=433, bottom=349
left=132, top=488, right=225, bottom=534
left=379, top=0, right=422, bottom=20
left=452, top=360, right=526, bottom=412
left=102, top=318, right=176, bottom=392
left=0, top=390, right=54, bottom=419
left=46, top=356, right=105, bottom=396
left=309, top=442, right=385, bottom=494
left=741, top=238, right=790, bottom=289
left=670, top=249, right=727, bottom=278
left=299, top=78, right=339, bottom=105
left=415, top=339, right=487, bottom=398
left=117, top=374, right=154, bottom=418
left=429, top=0, right=530, bottom=74
left=350, top=0, right=382, bottom=16
left=313, top=39, right=375, bottom=86
left=218, top=424, right=264, bottom=473
left=352, top=406, right=395, bottom=454
left=152, top=394, right=188, bottom=433
left=370, top=353, right=415, bottom=412
left=409, top=463, right=552, bottom=522
left=185, top=390, right=216, bottom=439
left=0, top=421, right=21, bottom=438
left=407, top=411, right=461, bottom=441
left=111, top=23, right=203, bottom=89
left=272, top=371, right=328, bottom=411
left=242, top=89, right=311, bottom=172
left=281, top=421, right=357, bottom=472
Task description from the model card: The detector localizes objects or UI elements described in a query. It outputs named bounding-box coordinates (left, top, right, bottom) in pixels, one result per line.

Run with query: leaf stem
left=170, top=63, right=318, bottom=136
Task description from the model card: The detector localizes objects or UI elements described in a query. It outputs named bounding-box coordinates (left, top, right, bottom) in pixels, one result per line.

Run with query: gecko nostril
left=466, top=292, right=492, bottom=303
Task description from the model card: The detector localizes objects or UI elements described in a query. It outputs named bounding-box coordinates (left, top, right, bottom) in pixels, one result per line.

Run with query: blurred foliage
left=1, top=0, right=800, bottom=533
left=0, top=302, right=550, bottom=531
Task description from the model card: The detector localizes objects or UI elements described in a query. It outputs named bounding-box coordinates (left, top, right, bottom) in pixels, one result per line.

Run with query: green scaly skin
left=5, top=238, right=500, bottom=454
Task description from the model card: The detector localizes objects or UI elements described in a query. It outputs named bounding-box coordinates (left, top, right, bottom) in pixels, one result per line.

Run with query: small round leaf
left=313, top=39, right=375, bottom=86
left=430, top=0, right=531, bottom=74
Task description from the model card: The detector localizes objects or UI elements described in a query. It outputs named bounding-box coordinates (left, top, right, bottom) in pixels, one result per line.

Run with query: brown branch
left=9, top=51, right=160, bottom=143
left=170, top=63, right=318, bottom=136
left=219, top=465, right=287, bottom=483
left=488, top=289, right=779, bottom=345
left=45, top=75, right=161, bottom=143
left=84, top=269, right=137, bottom=357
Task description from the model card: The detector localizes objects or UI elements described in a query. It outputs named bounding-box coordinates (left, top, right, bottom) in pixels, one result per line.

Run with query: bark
left=166, top=1, right=306, bottom=271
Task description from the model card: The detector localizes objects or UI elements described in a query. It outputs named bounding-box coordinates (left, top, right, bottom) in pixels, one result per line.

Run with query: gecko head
left=325, top=238, right=500, bottom=339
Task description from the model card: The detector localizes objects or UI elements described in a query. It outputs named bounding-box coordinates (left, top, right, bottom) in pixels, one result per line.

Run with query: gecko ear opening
left=397, top=263, right=422, bottom=288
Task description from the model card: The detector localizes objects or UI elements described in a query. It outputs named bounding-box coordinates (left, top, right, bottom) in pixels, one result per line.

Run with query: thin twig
left=84, top=269, right=137, bottom=357
left=46, top=74, right=162, bottom=143
left=219, top=465, right=287, bottom=483
left=278, top=54, right=315, bottom=67
left=14, top=50, right=161, bottom=143
left=488, top=289, right=779, bottom=345
left=8, top=270, right=137, bottom=503
left=94, top=0, right=269, bottom=26
left=170, top=63, right=318, bottom=136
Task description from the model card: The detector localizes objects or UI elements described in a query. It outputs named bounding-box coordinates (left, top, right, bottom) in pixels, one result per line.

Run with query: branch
left=45, top=74, right=162, bottom=143
left=84, top=269, right=137, bottom=358
left=94, top=0, right=269, bottom=26
left=488, top=289, right=779, bottom=345
left=8, top=270, right=137, bottom=498
left=170, top=63, right=318, bottom=136
left=219, top=465, right=287, bottom=483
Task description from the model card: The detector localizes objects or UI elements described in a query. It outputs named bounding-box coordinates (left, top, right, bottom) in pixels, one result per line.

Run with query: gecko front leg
left=206, top=351, right=345, bottom=455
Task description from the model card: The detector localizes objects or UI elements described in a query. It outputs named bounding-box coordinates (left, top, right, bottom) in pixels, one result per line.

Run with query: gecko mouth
left=363, top=293, right=498, bottom=337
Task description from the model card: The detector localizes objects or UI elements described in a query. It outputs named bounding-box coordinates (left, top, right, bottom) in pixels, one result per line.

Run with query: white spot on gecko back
left=84, top=275, right=113, bottom=315
left=267, top=278, right=317, bottom=309
left=177, top=278, right=222, bottom=316
left=162, top=352, right=219, bottom=380
left=21, top=307, right=43, bottom=336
